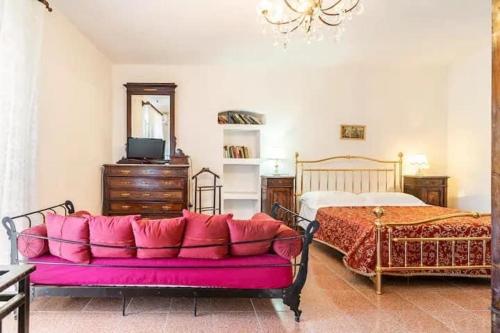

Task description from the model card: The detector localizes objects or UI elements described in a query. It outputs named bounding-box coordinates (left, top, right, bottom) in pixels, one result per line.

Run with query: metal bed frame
left=2, top=201, right=319, bottom=322
left=295, top=152, right=491, bottom=294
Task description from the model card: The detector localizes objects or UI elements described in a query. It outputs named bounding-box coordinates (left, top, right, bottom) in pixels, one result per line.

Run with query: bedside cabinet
left=261, top=176, right=295, bottom=226
left=403, top=176, right=449, bottom=207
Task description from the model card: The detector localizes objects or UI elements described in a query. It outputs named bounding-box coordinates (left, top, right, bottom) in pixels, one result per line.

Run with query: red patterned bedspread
left=315, top=206, right=491, bottom=277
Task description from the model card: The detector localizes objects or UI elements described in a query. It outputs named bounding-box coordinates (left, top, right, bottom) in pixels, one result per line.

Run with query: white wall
left=447, top=46, right=491, bottom=212
left=36, top=9, right=112, bottom=214
left=112, top=64, right=448, bottom=187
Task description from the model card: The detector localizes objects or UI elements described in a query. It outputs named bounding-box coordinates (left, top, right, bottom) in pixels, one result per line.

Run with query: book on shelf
left=223, top=145, right=251, bottom=159
left=218, top=111, right=263, bottom=125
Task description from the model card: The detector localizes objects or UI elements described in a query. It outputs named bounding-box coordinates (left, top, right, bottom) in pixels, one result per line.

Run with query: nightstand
left=403, top=176, right=449, bottom=207
left=261, top=176, right=295, bottom=225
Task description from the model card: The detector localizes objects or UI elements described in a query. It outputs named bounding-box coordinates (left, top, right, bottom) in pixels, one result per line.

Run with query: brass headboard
left=295, top=152, right=404, bottom=209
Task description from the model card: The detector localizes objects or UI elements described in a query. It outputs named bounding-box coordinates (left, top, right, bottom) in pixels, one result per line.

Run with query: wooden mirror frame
left=125, top=83, right=177, bottom=158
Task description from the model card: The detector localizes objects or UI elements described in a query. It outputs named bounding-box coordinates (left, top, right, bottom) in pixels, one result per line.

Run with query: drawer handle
left=119, top=170, right=131, bottom=175
left=162, top=205, right=172, bottom=210
left=163, top=193, right=172, bottom=197
left=121, top=205, right=130, bottom=209
left=141, top=205, right=149, bottom=209
left=120, top=181, right=131, bottom=185
left=142, top=193, right=151, bottom=197
left=120, top=193, right=131, bottom=197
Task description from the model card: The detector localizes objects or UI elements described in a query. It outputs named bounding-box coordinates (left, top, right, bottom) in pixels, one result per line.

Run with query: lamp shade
left=408, top=154, right=430, bottom=169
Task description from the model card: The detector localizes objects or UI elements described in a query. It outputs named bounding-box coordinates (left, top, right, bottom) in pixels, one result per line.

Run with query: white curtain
left=0, top=0, right=45, bottom=263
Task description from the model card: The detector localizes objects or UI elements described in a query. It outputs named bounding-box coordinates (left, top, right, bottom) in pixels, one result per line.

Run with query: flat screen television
left=126, top=137, right=165, bottom=160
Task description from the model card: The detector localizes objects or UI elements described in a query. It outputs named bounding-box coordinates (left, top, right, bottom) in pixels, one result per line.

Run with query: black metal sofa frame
left=2, top=201, right=319, bottom=322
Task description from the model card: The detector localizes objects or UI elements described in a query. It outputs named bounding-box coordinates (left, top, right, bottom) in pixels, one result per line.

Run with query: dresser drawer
left=106, top=166, right=187, bottom=178
left=109, top=202, right=184, bottom=214
left=405, top=178, right=446, bottom=187
left=266, top=178, right=294, bottom=188
left=107, top=177, right=185, bottom=190
left=109, top=190, right=184, bottom=202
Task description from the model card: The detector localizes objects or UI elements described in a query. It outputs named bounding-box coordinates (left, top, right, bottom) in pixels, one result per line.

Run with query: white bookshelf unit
left=221, top=124, right=262, bottom=219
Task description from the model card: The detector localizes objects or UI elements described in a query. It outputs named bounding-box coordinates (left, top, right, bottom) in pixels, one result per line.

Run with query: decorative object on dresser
left=261, top=176, right=295, bottom=226
left=125, top=83, right=177, bottom=159
left=403, top=175, right=448, bottom=207
left=102, top=164, right=189, bottom=218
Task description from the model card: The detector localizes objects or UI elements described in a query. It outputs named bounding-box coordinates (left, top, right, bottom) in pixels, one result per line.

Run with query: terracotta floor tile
left=170, top=296, right=212, bottom=314
left=429, top=310, right=490, bottom=333
left=324, top=290, right=378, bottom=313
left=210, top=297, right=254, bottom=312
left=257, top=311, right=303, bottom=333
left=347, top=310, right=407, bottom=333
left=165, top=311, right=213, bottom=333
left=31, top=296, right=90, bottom=312
left=209, top=312, right=261, bottom=333
left=395, top=289, right=466, bottom=312
left=437, top=289, right=490, bottom=311
left=127, top=297, right=171, bottom=314
left=83, top=297, right=130, bottom=312
left=392, top=310, right=453, bottom=333
left=76, top=312, right=167, bottom=333
left=252, top=298, right=288, bottom=312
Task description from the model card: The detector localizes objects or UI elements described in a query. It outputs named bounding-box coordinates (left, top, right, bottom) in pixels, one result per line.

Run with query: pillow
left=46, top=213, right=90, bottom=264
left=227, top=218, right=281, bottom=256
left=251, top=212, right=277, bottom=221
left=18, top=224, right=49, bottom=259
left=132, top=217, right=186, bottom=258
left=300, top=191, right=364, bottom=208
left=178, top=210, right=231, bottom=259
left=273, top=224, right=303, bottom=259
left=358, top=192, right=426, bottom=206
left=89, top=215, right=139, bottom=258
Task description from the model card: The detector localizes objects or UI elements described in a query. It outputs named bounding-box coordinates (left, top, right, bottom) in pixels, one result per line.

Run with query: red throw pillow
left=89, top=215, right=139, bottom=258
left=178, top=210, right=231, bottom=259
left=18, top=224, right=49, bottom=258
left=132, top=217, right=186, bottom=258
left=228, top=218, right=281, bottom=256
left=273, top=224, right=303, bottom=259
left=46, top=214, right=90, bottom=263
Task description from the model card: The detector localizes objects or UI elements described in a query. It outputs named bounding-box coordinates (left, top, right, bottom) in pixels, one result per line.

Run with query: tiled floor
left=3, top=243, right=491, bottom=333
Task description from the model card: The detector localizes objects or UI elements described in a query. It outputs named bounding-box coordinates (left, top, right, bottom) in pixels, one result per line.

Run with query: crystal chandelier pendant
left=257, top=0, right=363, bottom=46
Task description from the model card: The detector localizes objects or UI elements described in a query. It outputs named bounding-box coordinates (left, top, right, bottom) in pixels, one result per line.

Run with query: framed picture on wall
left=340, top=125, right=366, bottom=140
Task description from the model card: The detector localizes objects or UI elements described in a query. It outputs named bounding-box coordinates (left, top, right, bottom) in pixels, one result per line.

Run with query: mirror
left=125, top=83, right=176, bottom=159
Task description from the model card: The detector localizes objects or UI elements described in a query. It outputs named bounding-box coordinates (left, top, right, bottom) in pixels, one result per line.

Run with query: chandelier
left=257, top=0, right=363, bottom=47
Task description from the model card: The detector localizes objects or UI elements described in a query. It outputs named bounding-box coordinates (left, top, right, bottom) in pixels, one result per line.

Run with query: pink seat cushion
left=178, top=210, right=231, bottom=259
left=46, top=214, right=90, bottom=264
left=228, top=218, right=281, bottom=256
left=29, top=254, right=293, bottom=289
left=89, top=215, right=139, bottom=258
left=273, top=224, right=303, bottom=259
left=18, top=224, right=49, bottom=258
left=132, top=218, right=186, bottom=258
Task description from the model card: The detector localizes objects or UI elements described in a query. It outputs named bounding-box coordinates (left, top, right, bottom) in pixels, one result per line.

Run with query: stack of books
left=224, top=146, right=251, bottom=159
left=218, top=111, right=263, bottom=125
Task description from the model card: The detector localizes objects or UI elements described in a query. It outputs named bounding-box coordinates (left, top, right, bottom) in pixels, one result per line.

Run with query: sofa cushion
left=29, top=254, right=293, bottom=289
left=228, top=218, right=281, bottom=256
left=273, top=224, right=303, bottom=259
left=178, top=210, right=231, bottom=259
left=132, top=217, right=186, bottom=258
left=251, top=212, right=277, bottom=221
left=18, top=224, right=49, bottom=259
left=46, top=214, right=90, bottom=264
left=89, top=215, right=139, bottom=258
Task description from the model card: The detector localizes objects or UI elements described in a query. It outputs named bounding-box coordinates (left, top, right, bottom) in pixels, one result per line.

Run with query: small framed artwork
left=340, top=125, right=366, bottom=140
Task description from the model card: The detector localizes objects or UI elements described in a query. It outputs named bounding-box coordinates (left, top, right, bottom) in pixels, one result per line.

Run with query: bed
left=293, top=152, right=491, bottom=294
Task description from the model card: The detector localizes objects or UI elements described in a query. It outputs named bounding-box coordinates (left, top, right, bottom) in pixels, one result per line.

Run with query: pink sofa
left=2, top=201, right=319, bottom=322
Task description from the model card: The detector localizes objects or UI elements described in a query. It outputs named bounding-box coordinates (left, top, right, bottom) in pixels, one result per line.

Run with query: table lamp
left=268, top=146, right=287, bottom=176
left=408, top=154, right=429, bottom=176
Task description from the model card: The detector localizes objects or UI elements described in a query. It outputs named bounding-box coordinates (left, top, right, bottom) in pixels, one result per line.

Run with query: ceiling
left=51, top=0, right=490, bottom=66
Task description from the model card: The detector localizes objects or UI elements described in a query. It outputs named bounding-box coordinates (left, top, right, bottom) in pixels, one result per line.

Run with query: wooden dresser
left=403, top=176, right=449, bottom=207
left=102, top=164, right=189, bottom=218
left=261, top=176, right=295, bottom=226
